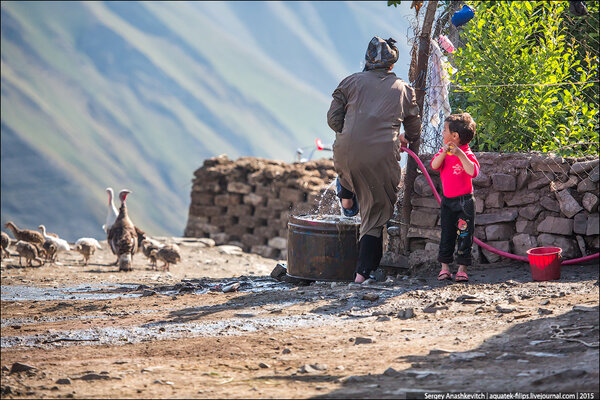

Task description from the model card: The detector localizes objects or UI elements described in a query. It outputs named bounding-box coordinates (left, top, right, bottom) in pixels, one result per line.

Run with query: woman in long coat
left=327, top=36, right=422, bottom=283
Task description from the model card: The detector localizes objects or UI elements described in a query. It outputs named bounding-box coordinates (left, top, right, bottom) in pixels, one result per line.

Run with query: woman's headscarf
left=363, top=36, right=399, bottom=71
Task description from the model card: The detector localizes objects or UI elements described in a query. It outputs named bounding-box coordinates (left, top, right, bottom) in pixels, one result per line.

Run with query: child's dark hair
left=445, top=113, right=476, bottom=145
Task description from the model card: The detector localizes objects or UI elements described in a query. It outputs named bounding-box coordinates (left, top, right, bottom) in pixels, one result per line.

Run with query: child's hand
left=443, top=143, right=455, bottom=155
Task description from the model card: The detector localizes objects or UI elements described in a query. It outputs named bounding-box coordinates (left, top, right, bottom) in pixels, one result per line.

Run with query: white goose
left=102, top=187, right=119, bottom=234
left=38, top=225, right=71, bottom=258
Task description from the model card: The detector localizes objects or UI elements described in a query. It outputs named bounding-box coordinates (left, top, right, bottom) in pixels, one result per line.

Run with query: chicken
left=15, top=240, right=43, bottom=267
left=75, top=237, right=102, bottom=250
left=102, top=187, right=119, bottom=234
left=74, top=242, right=96, bottom=265
left=141, top=238, right=164, bottom=269
left=41, top=239, right=58, bottom=263
left=4, top=221, right=44, bottom=248
left=107, top=189, right=138, bottom=271
left=1, top=231, right=10, bottom=259
left=151, top=244, right=181, bottom=271
left=38, top=225, right=70, bottom=261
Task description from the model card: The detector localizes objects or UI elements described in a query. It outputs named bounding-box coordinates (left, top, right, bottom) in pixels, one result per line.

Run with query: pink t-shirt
left=431, top=144, right=480, bottom=198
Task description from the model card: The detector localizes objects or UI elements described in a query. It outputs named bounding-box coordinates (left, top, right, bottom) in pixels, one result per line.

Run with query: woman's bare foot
left=354, top=273, right=366, bottom=283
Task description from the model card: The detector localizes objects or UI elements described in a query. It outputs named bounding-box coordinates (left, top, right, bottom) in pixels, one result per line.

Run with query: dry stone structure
left=184, top=155, right=337, bottom=260
left=391, top=153, right=599, bottom=266
left=185, top=153, right=599, bottom=265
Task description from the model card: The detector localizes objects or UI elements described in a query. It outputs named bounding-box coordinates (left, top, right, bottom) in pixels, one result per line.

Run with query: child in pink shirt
left=430, top=113, right=480, bottom=282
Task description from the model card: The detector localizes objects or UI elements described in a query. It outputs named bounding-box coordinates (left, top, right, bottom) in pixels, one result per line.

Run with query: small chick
left=75, top=242, right=96, bottom=265
left=1, top=231, right=10, bottom=259
left=141, top=238, right=164, bottom=270
left=42, top=240, right=58, bottom=264
left=150, top=244, right=181, bottom=271
left=15, top=240, right=43, bottom=267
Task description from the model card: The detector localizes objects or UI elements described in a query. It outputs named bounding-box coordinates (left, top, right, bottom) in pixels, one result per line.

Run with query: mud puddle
left=1, top=314, right=344, bottom=349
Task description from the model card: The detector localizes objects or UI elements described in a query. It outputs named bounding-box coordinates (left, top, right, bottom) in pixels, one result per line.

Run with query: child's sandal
left=438, top=270, right=453, bottom=281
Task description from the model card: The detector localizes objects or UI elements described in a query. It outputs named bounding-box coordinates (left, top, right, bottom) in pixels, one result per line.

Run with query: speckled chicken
left=151, top=244, right=181, bottom=271
left=4, top=221, right=44, bottom=248
left=15, top=240, right=43, bottom=267
left=107, top=189, right=138, bottom=271
left=1, top=231, right=10, bottom=259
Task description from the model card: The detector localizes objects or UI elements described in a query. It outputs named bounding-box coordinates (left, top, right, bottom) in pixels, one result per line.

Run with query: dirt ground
left=1, top=236, right=598, bottom=399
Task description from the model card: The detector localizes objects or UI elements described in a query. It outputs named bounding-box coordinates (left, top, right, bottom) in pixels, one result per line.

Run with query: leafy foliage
left=449, top=1, right=598, bottom=156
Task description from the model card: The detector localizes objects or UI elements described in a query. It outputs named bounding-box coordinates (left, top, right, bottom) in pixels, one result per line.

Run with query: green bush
left=449, top=1, right=598, bottom=156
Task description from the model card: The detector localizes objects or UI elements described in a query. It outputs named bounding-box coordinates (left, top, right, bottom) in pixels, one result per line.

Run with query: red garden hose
left=401, top=146, right=599, bottom=265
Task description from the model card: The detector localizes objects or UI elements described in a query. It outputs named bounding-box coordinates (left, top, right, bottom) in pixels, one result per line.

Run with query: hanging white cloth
left=427, top=39, right=453, bottom=127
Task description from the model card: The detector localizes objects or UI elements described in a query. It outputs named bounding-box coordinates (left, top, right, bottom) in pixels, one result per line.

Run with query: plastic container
left=452, top=5, right=475, bottom=27
left=526, top=247, right=562, bottom=281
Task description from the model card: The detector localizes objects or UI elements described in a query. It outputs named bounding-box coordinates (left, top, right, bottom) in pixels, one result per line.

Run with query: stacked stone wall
left=184, top=155, right=336, bottom=259
left=185, top=153, right=599, bottom=262
left=391, top=152, right=599, bottom=264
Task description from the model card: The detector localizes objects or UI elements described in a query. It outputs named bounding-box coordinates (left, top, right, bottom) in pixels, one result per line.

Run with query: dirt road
left=1, top=237, right=598, bottom=398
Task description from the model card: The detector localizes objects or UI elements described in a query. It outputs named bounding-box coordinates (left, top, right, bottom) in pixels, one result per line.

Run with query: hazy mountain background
left=1, top=1, right=414, bottom=241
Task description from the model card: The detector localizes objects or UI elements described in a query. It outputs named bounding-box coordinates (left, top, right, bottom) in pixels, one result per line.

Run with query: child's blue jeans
left=438, top=193, right=475, bottom=266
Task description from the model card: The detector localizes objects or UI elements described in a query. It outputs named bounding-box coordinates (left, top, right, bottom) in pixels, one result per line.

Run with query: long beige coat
left=327, top=69, right=421, bottom=239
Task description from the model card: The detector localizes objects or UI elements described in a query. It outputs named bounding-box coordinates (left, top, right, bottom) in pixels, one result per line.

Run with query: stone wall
left=389, top=153, right=599, bottom=264
left=184, top=155, right=336, bottom=259
left=185, top=153, right=599, bottom=263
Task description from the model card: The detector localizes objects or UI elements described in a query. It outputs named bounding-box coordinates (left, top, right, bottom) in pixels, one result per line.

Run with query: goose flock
left=1, top=188, right=181, bottom=271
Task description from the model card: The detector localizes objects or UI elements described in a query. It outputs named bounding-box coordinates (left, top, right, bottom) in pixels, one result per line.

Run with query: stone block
left=238, top=215, right=260, bottom=228
left=267, top=218, right=286, bottom=230
left=411, top=197, right=440, bottom=208
left=516, top=170, right=530, bottom=190
left=475, top=197, right=485, bottom=214
left=407, top=227, right=441, bottom=241
left=492, top=174, right=516, bottom=191
left=278, top=228, right=288, bottom=238
left=224, top=224, right=250, bottom=240
left=227, top=182, right=252, bottom=194
left=482, top=241, right=511, bottom=263
left=476, top=210, right=519, bottom=225
left=254, top=226, right=279, bottom=238
left=515, top=220, right=535, bottom=235
left=540, top=196, right=560, bottom=213
left=253, top=206, right=271, bottom=219
left=194, top=206, right=226, bottom=218
left=573, top=213, right=588, bottom=235
left=209, top=215, right=236, bottom=228
left=414, top=175, right=433, bottom=197
left=472, top=171, right=491, bottom=188
left=552, top=175, right=578, bottom=191
left=267, top=198, right=292, bottom=211
left=251, top=245, right=279, bottom=259
left=582, top=193, right=599, bottom=213
left=243, top=193, right=265, bottom=207
left=255, top=185, right=278, bottom=197
left=528, top=175, right=553, bottom=190
left=519, top=204, right=543, bottom=220
left=248, top=170, right=265, bottom=185
left=531, top=156, right=570, bottom=174
left=485, top=192, right=504, bottom=208
left=555, top=189, right=583, bottom=218
left=570, top=159, right=599, bottom=174
left=475, top=226, right=486, bottom=240
left=587, top=215, right=599, bottom=236
left=577, top=178, right=598, bottom=193
left=411, top=209, right=438, bottom=227
left=192, top=182, right=221, bottom=193
left=214, top=194, right=242, bottom=207
left=537, top=216, right=573, bottom=236
left=485, top=223, right=514, bottom=241
left=268, top=237, right=288, bottom=250
left=229, top=204, right=253, bottom=217
left=279, top=187, right=305, bottom=203
left=209, top=232, right=230, bottom=245
left=590, top=166, right=599, bottom=183
left=242, top=233, right=266, bottom=248
left=408, top=249, right=438, bottom=268
left=191, top=192, right=215, bottom=206
left=537, top=234, right=580, bottom=259
left=505, top=191, right=539, bottom=207
left=199, top=223, right=222, bottom=235
left=512, top=234, right=537, bottom=256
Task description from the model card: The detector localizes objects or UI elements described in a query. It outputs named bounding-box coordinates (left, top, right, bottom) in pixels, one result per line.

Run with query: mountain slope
left=1, top=1, right=414, bottom=241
